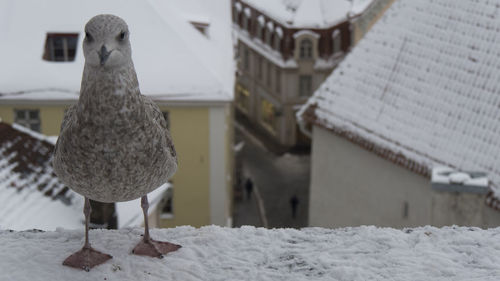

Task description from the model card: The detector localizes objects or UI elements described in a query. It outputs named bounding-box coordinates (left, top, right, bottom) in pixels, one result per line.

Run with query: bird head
left=83, top=14, right=132, bottom=69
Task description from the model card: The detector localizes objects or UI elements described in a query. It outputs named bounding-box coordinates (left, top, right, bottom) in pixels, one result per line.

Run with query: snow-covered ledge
left=2, top=225, right=500, bottom=280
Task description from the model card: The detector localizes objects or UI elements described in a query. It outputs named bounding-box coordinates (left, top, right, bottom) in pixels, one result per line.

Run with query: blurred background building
left=232, top=0, right=394, bottom=148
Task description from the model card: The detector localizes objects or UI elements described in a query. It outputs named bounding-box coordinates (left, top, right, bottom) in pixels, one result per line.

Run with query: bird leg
left=63, top=197, right=112, bottom=271
left=132, top=195, right=181, bottom=258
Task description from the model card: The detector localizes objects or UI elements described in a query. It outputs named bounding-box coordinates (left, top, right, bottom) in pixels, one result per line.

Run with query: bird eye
left=119, top=31, right=126, bottom=41
left=85, top=32, right=93, bottom=42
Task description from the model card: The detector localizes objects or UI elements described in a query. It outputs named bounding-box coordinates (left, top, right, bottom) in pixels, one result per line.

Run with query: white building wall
left=309, top=126, right=432, bottom=228
left=309, top=126, right=500, bottom=228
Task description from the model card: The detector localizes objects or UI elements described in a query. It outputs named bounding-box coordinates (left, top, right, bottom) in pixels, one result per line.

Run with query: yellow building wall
left=0, top=103, right=212, bottom=228
left=158, top=106, right=210, bottom=228
left=0, top=105, right=68, bottom=135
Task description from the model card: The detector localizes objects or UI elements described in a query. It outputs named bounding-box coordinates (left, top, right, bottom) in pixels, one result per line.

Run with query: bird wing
left=141, top=95, right=177, bottom=159
left=54, top=105, right=77, bottom=152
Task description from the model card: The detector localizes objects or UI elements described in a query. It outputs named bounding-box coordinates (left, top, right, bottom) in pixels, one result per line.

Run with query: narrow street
left=233, top=123, right=310, bottom=228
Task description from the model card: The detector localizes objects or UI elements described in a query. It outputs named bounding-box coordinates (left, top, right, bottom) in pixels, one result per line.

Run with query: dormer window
left=257, top=15, right=265, bottom=40
left=299, top=38, right=313, bottom=59
left=243, top=7, right=251, bottom=31
left=43, top=33, right=79, bottom=62
left=233, top=2, right=242, bottom=23
left=266, top=21, right=274, bottom=46
left=274, top=27, right=283, bottom=51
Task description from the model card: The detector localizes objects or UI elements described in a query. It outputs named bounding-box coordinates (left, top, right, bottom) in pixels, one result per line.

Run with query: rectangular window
left=257, top=56, right=263, bottom=80
left=160, top=188, right=174, bottom=219
left=273, top=36, right=281, bottom=51
left=265, top=30, right=272, bottom=46
left=43, top=33, right=79, bottom=62
left=275, top=68, right=281, bottom=93
left=243, top=47, right=250, bottom=71
left=14, top=109, right=41, bottom=132
left=266, top=62, right=272, bottom=87
left=299, top=75, right=312, bottom=97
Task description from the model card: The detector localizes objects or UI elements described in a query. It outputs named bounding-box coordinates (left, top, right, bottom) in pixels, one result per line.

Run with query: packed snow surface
left=2, top=225, right=500, bottom=280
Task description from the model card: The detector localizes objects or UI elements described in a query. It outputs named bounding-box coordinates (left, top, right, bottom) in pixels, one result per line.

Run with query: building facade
left=232, top=0, right=393, bottom=148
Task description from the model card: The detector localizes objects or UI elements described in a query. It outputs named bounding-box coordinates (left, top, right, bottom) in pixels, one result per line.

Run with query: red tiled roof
left=0, top=122, right=82, bottom=230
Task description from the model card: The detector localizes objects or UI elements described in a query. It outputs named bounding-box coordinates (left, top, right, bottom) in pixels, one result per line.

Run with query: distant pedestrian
left=245, top=178, right=254, bottom=200
left=290, top=195, right=299, bottom=219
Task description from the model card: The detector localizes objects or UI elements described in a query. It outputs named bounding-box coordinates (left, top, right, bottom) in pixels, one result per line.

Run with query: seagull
left=53, top=14, right=181, bottom=271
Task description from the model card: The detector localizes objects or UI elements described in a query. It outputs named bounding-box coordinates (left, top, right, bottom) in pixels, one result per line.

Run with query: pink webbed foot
left=132, top=238, right=181, bottom=258
left=63, top=246, right=112, bottom=271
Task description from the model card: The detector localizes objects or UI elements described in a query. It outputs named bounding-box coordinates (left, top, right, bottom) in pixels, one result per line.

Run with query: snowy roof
left=0, top=0, right=233, bottom=103
left=239, top=0, right=375, bottom=28
left=116, top=183, right=169, bottom=228
left=0, top=122, right=83, bottom=230
left=299, top=0, right=500, bottom=195
left=3, top=225, right=500, bottom=280
left=0, top=122, right=168, bottom=230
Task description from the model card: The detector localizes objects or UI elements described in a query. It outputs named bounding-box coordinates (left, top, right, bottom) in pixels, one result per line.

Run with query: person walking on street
left=245, top=178, right=254, bottom=200
left=290, top=195, right=299, bottom=219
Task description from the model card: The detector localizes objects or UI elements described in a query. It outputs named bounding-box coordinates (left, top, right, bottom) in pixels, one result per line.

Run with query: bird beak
left=99, top=45, right=112, bottom=66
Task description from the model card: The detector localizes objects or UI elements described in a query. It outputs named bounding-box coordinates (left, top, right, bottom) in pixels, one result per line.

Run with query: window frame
left=43, top=33, right=79, bottom=62
left=14, top=109, right=41, bottom=132
left=299, top=39, right=313, bottom=59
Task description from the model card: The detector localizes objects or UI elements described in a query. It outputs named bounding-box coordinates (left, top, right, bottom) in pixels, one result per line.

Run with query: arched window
left=299, top=39, right=313, bottom=59
left=233, top=2, right=242, bottom=24
left=274, top=26, right=283, bottom=51
left=273, top=36, right=281, bottom=51
left=243, top=7, right=251, bottom=31
left=266, top=21, right=274, bottom=46
left=265, top=30, right=272, bottom=46
left=257, top=15, right=265, bottom=40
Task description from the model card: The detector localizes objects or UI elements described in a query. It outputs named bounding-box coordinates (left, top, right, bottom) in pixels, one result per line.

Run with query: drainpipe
left=297, top=117, right=312, bottom=138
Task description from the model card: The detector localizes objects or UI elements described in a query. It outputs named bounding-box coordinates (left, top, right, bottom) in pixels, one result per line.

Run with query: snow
left=0, top=123, right=84, bottom=231
left=432, top=167, right=489, bottom=188
left=275, top=26, right=283, bottom=38
left=0, top=180, right=83, bottom=231
left=11, top=123, right=58, bottom=145
left=244, top=7, right=251, bottom=17
left=299, top=0, right=500, bottom=196
left=234, top=1, right=242, bottom=12
left=266, top=21, right=274, bottom=31
left=351, top=0, right=376, bottom=15
left=0, top=122, right=166, bottom=231
left=257, top=15, right=265, bottom=26
left=0, top=0, right=233, bottom=103
left=240, top=0, right=374, bottom=28
left=116, top=184, right=169, bottom=228
left=2, top=225, right=500, bottom=280
left=235, top=24, right=298, bottom=69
